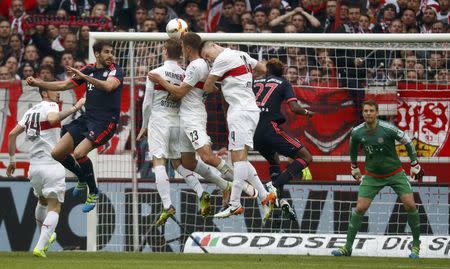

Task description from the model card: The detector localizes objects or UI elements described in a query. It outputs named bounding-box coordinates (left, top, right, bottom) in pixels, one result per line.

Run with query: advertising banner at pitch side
left=184, top=232, right=450, bottom=258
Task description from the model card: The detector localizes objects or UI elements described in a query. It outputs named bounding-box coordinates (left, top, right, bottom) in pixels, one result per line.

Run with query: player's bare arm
left=203, top=74, right=220, bottom=93
left=26, top=77, right=75, bottom=91
left=47, top=98, right=86, bottom=125
left=148, top=72, right=193, bottom=99
left=67, top=66, right=120, bottom=92
left=288, top=100, right=314, bottom=118
left=6, top=125, right=25, bottom=176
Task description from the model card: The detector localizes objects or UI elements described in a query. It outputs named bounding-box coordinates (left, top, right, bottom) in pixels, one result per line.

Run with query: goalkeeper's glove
left=410, top=160, right=424, bottom=182
left=351, top=163, right=362, bottom=181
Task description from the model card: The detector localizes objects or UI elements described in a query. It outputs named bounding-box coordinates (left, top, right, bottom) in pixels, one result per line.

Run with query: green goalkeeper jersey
left=350, top=120, right=417, bottom=177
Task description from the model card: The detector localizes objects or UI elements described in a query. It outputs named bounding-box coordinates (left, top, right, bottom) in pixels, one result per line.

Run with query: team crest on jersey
left=103, top=71, right=108, bottom=77
left=378, top=137, right=384, bottom=144
left=89, top=131, right=95, bottom=138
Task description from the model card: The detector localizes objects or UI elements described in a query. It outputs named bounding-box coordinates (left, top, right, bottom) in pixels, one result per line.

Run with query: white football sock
left=216, top=159, right=234, bottom=181
left=35, top=211, right=59, bottom=251
left=35, top=203, right=48, bottom=230
left=176, top=165, right=204, bottom=198
left=154, top=165, right=172, bottom=209
left=195, top=159, right=228, bottom=190
left=229, top=161, right=247, bottom=207
left=246, top=161, right=268, bottom=200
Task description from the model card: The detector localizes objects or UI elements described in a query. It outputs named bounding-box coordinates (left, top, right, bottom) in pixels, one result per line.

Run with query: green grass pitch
left=2, top=252, right=450, bottom=269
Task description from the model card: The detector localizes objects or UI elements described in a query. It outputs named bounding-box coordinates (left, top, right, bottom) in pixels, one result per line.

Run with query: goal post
left=86, top=32, right=450, bottom=256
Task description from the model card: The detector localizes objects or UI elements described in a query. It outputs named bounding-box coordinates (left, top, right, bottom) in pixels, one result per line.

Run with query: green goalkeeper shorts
left=358, top=171, right=413, bottom=200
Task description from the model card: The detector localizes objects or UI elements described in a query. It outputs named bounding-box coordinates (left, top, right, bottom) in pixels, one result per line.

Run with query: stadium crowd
left=0, top=0, right=449, bottom=87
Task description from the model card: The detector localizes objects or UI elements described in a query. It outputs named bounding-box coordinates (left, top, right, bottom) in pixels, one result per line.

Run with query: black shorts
left=254, top=120, right=304, bottom=160
left=61, top=115, right=117, bottom=148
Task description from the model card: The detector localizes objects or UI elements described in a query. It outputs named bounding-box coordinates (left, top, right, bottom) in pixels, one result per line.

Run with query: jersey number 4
left=25, top=112, right=41, bottom=138
left=254, top=82, right=279, bottom=106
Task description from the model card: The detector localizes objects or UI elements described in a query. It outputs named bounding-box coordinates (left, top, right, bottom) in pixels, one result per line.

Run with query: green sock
left=345, top=211, right=364, bottom=250
left=407, top=209, right=420, bottom=246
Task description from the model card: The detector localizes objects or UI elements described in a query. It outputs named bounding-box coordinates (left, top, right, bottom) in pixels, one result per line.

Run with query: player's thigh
left=180, top=152, right=197, bottom=171
left=266, top=122, right=304, bottom=159
left=179, top=129, right=196, bottom=154
left=355, top=196, right=373, bottom=214
left=61, top=116, right=88, bottom=149
left=227, top=110, right=259, bottom=151
left=29, top=164, right=44, bottom=198
left=52, top=132, right=75, bottom=160
left=168, top=126, right=181, bottom=160
left=358, top=175, right=386, bottom=200
left=46, top=198, right=61, bottom=213
left=147, top=123, right=173, bottom=159
left=388, top=171, right=413, bottom=198
left=41, top=163, right=66, bottom=203
left=73, top=138, right=95, bottom=159
left=86, top=120, right=117, bottom=148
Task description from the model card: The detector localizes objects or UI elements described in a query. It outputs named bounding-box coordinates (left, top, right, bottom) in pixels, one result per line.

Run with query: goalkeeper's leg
left=400, top=193, right=421, bottom=259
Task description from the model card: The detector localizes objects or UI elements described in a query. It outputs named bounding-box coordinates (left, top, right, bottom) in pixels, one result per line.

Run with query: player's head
left=39, top=87, right=60, bottom=103
left=266, top=58, right=283, bottom=77
left=199, top=41, right=221, bottom=65
left=181, top=32, right=202, bottom=60
left=163, top=39, right=182, bottom=60
left=93, top=40, right=114, bottom=67
left=362, top=99, right=379, bottom=124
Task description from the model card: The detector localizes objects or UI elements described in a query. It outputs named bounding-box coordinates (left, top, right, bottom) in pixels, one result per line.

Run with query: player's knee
left=51, top=150, right=63, bottom=161
left=72, top=150, right=85, bottom=160
left=404, top=203, right=417, bottom=212
left=297, top=148, right=313, bottom=164
left=355, top=205, right=368, bottom=215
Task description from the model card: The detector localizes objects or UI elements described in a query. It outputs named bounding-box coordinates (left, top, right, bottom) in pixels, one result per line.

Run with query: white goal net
left=87, top=32, right=450, bottom=257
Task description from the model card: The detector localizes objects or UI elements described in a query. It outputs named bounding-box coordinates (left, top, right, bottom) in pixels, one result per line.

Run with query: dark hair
left=362, top=99, right=379, bottom=111
left=164, top=39, right=182, bottom=59
left=38, top=87, right=46, bottom=98
left=92, top=40, right=113, bottom=54
left=39, top=64, right=54, bottom=75
left=181, top=32, right=202, bottom=51
left=266, top=58, right=283, bottom=77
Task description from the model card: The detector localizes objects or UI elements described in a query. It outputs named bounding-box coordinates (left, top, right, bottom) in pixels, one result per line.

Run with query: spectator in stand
left=431, top=21, right=446, bottom=33
left=395, top=0, right=409, bottom=14
left=254, top=0, right=291, bottom=13
left=56, top=51, right=74, bottom=81
left=285, top=66, right=300, bottom=85
left=180, top=0, right=201, bottom=32
left=62, top=33, right=78, bottom=56
left=240, top=11, right=253, bottom=26
left=0, top=46, right=5, bottom=65
left=387, top=19, right=403, bottom=33
left=159, top=0, right=179, bottom=21
left=269, top=7, right=321, bottom=33
left=90, top=3, right=112, bottom=31
left=40, top=55, right=55, bottom=69
left=7, top=33, right=23, bottom=62
left=359, top=13, right=372, bottom=33
left=135, top=7, right=148, bottom=32
left=37, top=64, right=55, bottom=81
left=217, top=0, right=242, bottom=32
left=19, top=61, right=35, bottom=79
left=304, top=0, right=327, bottom=25
left=401, top=9, right=418, bottom=32
left=323, top=0, right=337, bottom=32
left=268, top=8, right=284, bottom=32
left=58, top=0, right=90, bottom=16
left=435, top=69, right=449, bottom=84
left=427, top=52, right=444, bottom=80
left=373, top=3, right=397, bottom=33
left=414, top=62, right=426, bottom=81
left=405, top=55, right=418, bottom=70
left=51, top=24, right=70, bottom=52
left=407, top=0, right=421, bottom=15
left=437, top=0, right=449, bottom=23
left=195, top=11, right=207, bottom=32
left=10, top=0, right=27, bottom=36
left=143, top=19, right=158, bottom=32
left=385, top=58, right=405, bottom=86
left=0, top=19, right=11, bottom=48
left=0, top=65, right=12, bottom=81
left=232, top=0, right=247, bottom=30
left=366, top=0, right=383, bottom=26
left=76, top=25, right=90, bottom=61
left=5, top=56, right=20, bottom=80
left=73, top=59, right=86, bottom=70
left=405, top=70, right=418, bottom=82
left=29, top=0, right=55, bottom=15
left=22, top=44, right=40, bottom=70
left=149, top=4, right=168, bottom=32
left=254, top=8, right=268, bottom=31
left=421, top=7, right=437, bottom=33
left=337, top=4, right=363, bottom=33
left=284, top=23, right=297, bottom=33
left=308, top=67, right=323, bottom=85
left=243, top=22, right=257, bottom=33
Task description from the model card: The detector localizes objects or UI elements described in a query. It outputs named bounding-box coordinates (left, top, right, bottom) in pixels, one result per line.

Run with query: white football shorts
left=29, top=162, right=66, bottom=203
left=227, top=109, right=259, bottom=151
left=179, top=119, right=211, bottom=152
left=148, top=119, right=181, bottom=159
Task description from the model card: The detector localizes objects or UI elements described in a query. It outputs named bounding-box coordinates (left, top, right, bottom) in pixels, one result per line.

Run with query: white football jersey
left=18, top=100, right=60, bottom=164
left=142, top=60, right=184, bottom=127
left=210, top=48, right=259, bottom=112
left=181, top=58, right=209, bottom=121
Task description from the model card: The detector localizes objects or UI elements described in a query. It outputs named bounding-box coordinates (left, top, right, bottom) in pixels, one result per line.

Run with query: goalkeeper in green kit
left=332, top=100, right=424, bottom=259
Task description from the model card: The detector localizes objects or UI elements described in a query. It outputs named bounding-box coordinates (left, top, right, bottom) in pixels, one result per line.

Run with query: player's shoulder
left=189, top=58, right=208, bottom=70
left=378, top=120, right=398, bottom=132
left=267, top=75, right=287, bottom=85
left=351, top=122, right=366, bottom=135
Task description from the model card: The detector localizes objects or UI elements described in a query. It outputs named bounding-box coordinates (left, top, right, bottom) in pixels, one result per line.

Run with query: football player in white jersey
left=148, top=33, right=258, bottom=209
left=137, top=39, right=213, bottom=226
left=7, top=88, right=85, bottom=258
left=200, top=41, right=277, bottom=220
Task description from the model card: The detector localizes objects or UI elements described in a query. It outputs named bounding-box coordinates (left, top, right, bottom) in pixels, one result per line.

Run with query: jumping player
left=26, top=41, right=123, bottom=213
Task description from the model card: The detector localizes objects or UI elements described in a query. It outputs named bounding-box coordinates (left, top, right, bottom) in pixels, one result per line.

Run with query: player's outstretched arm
left=203, top=74, right=220, bottom=93
left=26, top=76, right=75, bottom=91
left=47, top=98, right=85, bottom=125
left=6, top=125, right=25, bottom=176
left=147, top=72, right=192, bottom=98
left=288, top=100, right=314, bottom=118
left=67, top=66, right=120, bottom=92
